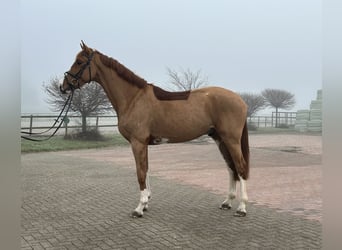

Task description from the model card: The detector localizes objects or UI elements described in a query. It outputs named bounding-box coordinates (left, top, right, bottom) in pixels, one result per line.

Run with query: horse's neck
left=95, top=65, right=141, bottom=116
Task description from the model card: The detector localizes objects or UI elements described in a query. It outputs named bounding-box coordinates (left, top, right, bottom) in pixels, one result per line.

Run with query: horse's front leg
left=131, top=139, right=151, bottom=218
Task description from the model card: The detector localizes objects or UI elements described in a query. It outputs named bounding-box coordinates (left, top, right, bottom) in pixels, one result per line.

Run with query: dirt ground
left=60, top=133, right=322, bottom=222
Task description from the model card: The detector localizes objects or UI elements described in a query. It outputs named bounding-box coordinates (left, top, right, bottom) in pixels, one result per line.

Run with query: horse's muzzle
left=60, top=84, right=68, bottom=94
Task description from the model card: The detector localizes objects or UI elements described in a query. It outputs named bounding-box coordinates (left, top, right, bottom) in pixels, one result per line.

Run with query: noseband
left=64, top=52, right=94, bottom=91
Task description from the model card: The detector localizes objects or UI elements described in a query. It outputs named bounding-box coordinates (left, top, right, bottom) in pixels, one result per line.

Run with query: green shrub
left=247, top=122, right=258, bottom=131
left=277, top=124, right=289, bottom=129
left=64, top=129, right=106, bottom=141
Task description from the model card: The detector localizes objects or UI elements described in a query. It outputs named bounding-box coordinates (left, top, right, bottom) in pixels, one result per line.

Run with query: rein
left=22, top=52, right=95, bottom=142
left=21, top=91, right=74, bottom=142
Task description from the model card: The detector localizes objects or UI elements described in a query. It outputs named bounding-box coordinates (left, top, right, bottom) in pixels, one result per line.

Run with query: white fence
left=248, top=112, right=296, bottom=128
left=21, top=112, right=297, bottom=137
left=21, top=114, right=119, bottom=136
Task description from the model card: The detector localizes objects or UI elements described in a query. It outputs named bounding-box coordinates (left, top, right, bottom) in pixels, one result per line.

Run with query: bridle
left=63, top=51, right=95, bottom=92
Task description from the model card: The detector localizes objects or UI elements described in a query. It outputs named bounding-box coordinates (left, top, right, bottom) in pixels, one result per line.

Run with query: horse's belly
left=150, top=117, right=212, bottom=144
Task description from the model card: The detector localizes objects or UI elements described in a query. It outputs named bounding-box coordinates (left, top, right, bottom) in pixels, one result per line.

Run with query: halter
left=64, top=52, right=94, bottom=91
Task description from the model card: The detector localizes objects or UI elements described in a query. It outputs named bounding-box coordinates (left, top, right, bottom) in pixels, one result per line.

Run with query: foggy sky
left=21, top=0, right=321, bottom=114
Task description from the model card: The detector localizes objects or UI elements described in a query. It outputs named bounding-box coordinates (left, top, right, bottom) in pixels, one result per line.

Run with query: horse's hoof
left=219, top=204, right=232, bottom=210
left=131, top=211, right=143, bottom=218
left=234, top=210, right=246, bottom=217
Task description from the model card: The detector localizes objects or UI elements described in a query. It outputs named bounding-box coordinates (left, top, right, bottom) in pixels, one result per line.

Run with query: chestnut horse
left=61, top=41, right=250, bottom=218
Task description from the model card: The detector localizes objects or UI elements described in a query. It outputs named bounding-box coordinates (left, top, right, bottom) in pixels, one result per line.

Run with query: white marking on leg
left=227, top=168, right=237, bottom=207
left=146, top=173, right=152, bottom=199
left=236, top=175, right=248, bottom=215
left=221, top=168, right=236, bottom=209
left=134, top=189, right=149, bottom=216
left=143, top=174, right=151, bottom=211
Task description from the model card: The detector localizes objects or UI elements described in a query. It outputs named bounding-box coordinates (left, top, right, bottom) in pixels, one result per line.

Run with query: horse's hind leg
left=236, top=174, right=248, bottom=217
left=218, top=143, right=238, bottom=210
left=209, top=129, right=238, bottom=210
left=221, top=166, right=237, bottom=210
left=222, top=136, right=248, bottom=217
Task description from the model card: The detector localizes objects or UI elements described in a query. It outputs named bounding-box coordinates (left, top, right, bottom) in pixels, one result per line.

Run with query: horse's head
left=60, top=41, right=96, bottom=94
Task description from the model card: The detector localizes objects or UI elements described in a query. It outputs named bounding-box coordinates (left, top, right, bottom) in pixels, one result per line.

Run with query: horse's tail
left=241, top=121, right=250, bottom=180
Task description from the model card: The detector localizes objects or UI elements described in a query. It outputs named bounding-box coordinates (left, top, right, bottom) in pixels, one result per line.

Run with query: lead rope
left=21, top=91, right=74, bottom=142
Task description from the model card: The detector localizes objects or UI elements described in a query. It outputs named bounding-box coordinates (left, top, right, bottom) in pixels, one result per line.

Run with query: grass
left=21, top=133, right=129, bottom=153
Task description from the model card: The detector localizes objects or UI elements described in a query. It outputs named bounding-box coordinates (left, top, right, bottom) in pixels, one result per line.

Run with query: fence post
left=257, top=116, right=260, bottom=127
left=65, top=123, right=68, bottom=137
left=96, top=116, right=99, bottom=131
left=29, top=115, right=33, bottom=134
left=62, top=116, right=70, bottom=138
left=285, top=112, right=288, bottom=125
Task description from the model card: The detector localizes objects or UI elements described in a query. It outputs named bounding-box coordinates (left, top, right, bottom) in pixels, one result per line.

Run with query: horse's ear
left=80, top=40, right=93, bottom=54
left=80, top=40, right=87, bottom=50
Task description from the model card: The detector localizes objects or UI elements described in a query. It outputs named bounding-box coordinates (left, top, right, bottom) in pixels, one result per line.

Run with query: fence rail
left=21, top=112, right=297, bottom=136
left=21, top=114, right=119, bottom=136
left=248, top=112, right=296, bottom=128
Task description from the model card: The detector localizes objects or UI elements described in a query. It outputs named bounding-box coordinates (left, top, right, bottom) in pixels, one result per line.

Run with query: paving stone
left=22, top=141, right=321, bottom=249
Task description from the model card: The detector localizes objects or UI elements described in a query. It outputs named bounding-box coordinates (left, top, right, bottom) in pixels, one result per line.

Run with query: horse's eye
left=76, top=60, right=82, bottom=65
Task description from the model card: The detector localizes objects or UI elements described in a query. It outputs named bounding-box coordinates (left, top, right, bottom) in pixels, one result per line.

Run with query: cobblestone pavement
left=21, top=134, right=322, bottom=249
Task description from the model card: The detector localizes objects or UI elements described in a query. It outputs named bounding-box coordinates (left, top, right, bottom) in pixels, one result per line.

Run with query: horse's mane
left=96, top=50, right=147, bottom=89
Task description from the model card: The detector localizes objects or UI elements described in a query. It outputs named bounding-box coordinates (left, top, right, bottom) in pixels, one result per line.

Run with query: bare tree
left=166, top=67, right=208, bottom=91
left=43, top=76, right=113, bottom=133
left=261, top=88, right=296, bottom=127
left=239, top=92, right=266, bottom=118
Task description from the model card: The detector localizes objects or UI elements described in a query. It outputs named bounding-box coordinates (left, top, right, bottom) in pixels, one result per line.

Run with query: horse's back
left=192, top=86, right=247, bottom=111
left=193, top=86, right=239, bottom=98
